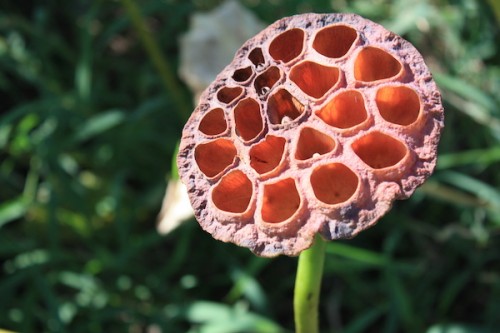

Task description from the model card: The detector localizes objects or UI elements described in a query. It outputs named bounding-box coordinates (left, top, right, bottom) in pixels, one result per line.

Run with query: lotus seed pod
left=177, top=13, right=444, bottom=257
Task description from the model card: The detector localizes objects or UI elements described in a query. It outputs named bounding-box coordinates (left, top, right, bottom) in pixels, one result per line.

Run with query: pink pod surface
left=178, top=13, right=444, bottom=257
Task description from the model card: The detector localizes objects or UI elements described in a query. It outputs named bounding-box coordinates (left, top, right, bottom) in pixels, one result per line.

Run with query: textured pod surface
left=178, top=13, right=444, bottom=257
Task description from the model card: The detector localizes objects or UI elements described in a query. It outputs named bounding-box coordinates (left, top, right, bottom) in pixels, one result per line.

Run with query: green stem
left=294, top=235, right=326, bottom=333
left=121, top=0, right=191, bottom=119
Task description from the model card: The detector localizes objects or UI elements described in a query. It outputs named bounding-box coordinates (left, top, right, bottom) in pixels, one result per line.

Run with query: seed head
left=177, top=13, right=444, bottom=257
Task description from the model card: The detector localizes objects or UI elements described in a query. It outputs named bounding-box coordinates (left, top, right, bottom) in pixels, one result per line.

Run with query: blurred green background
left=1, top=0, right=499, bottom=332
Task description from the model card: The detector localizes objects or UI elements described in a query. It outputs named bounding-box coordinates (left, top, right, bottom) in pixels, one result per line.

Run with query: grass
left=1, top=0, right=499, bottom=332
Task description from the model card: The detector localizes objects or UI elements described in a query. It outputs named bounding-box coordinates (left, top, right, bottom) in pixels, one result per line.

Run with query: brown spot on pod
left=290, top=61, right=341, bottom=99
left=198, top=108, right=228, bottom=136
left=316, top=90, right=368, bottom=130
left=194, top=139, right=237, bottom=178
left=354, top=47, right=403, bottom=82
left=269, top=28, right=305, bottom=63
left=310, top=163, right=359, bottom=205
left=212, top=170, right=253, bottom=214
left=249, top=135, right=286, bottom=176
left=313, top=25, right=358, bottom=58
left=234, top=98, right=264, bottom=142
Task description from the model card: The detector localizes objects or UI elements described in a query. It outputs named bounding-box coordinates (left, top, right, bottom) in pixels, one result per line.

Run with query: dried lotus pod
left=177, top=13, right=444, bottom=257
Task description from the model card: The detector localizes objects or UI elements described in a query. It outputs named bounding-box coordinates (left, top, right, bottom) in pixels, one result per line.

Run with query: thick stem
left=294, top=235, right=326, bottom=333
